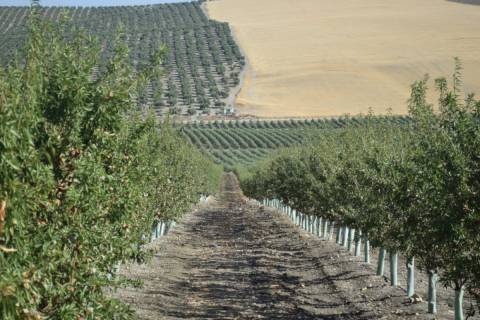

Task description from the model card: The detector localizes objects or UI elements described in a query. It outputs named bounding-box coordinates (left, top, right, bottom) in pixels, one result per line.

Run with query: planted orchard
left=239, top=63, right=480, bottom=319
left=180, top=116, right=411, bottom=170
left=0, top=12, right=221, bottom=319
left=0, top=2, right=244, bottom=118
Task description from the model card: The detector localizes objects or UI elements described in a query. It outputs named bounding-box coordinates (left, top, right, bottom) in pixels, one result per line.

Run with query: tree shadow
left=446, top=0, right=480, bottom=5
left=149, top=207, right=376, bottom=319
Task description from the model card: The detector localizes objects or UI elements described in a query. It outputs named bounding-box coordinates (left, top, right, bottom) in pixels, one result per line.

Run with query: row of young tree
left=239, top=61, right=480, bottom=320
left=0, top=2, right=245, bottom=117
left=0, top=8, right=222, bottom=319
left=182, top=115, right=410, bottom=130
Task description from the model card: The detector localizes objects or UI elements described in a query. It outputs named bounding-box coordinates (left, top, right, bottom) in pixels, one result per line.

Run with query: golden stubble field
left=206, top=0, right=480, bottom=117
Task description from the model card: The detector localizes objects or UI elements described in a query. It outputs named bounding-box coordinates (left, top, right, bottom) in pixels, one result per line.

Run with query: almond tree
left=408, top=62, right=480, bottom=320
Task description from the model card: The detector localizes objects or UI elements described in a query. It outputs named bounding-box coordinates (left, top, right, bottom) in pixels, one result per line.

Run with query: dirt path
left=115, top=174, right=444, bottom=319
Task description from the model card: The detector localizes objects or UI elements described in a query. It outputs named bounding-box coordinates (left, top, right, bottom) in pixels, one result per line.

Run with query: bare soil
left=114, top=174, right=472, bottom=319
left=207, top=0, right=480, bottom=118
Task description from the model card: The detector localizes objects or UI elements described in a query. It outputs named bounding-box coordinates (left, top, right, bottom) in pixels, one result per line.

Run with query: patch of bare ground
left=114, top=174, right=472, bottom=319
left=206, top=0, right=480, bottom=118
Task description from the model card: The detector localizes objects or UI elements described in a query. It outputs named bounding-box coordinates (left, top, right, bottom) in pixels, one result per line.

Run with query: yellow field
left=206, top=0, right=480, bottom=117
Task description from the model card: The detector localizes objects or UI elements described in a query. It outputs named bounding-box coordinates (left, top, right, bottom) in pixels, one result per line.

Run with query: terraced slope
left=180, top=116, right=410, bottom=169
left=0, top=3, right=244, bottom=117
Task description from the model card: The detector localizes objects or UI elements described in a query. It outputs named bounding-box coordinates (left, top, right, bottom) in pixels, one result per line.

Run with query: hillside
left=0, top=2, right=245, bottom=118
left=180, top=115, right=410, bottom=169
left=206, top=0, right=480, bottom=117
left=3, top=2, right=480, bottom=319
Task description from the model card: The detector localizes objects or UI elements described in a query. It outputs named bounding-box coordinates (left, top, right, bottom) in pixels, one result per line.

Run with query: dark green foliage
left=180, top=116, right=411, bottom=170
left=237, top=64, right=480, bottom=316
left=0, top=12, right=221, bottom=319
left=0, top=2, right=244, bottom=117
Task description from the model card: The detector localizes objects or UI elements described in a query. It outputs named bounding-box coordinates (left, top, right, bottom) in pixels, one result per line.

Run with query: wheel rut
left=115, top=173, right=430, bottom=319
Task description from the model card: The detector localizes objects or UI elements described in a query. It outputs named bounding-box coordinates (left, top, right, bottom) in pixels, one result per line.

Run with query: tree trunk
left=354, top=230, right=362, bottom=256
left=364, top=235, right=370, bottom=263
left=455, top=284, right=465, bottom=320
left=428, top=270, right=438, bottom=314
left=376, top=248, right=386, bottom=276
left=323, top=220, right=329, bottom=240
left=347, top=228, right=354, bottom=251
left=390, top=252, right=398, bottom=286
left=151, top=223, right=157, bottom=241
left=329, top=221, right=336, bottom=240
left=163, top=221, right=169, bottom=235
left=336, top=225, right=342, bottom=244
left=316, top=217, right=322, bottom=237
left=342, top=226, right=349, bottom=248
left=156, top=221, right=161, bottom=237
left=407, top=257, right=415, bottom=297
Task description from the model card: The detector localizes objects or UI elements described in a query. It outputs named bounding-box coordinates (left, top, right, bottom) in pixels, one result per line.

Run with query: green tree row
left=0, top=2, right=244, bottom=117
left=182, top=115, right=410, bottom=130
left=181, top=116, right=410, bottom=170
left=239, top=62, right=480, bottom=320
left=0, top=10, right=221, bottom=319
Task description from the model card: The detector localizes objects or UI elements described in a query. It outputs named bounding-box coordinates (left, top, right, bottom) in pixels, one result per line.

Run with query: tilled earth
left=115, top=174, right=464, bottom=319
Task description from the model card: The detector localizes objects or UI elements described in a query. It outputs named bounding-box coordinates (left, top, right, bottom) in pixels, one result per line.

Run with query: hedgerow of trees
left=180, top=116, right=411, bottom=170
left=238, top=61, right=480, bottom=320
left=0, top=7, right=221, bottom=319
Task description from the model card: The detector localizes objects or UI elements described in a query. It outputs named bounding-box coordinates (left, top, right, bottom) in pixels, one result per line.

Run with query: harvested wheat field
left=206, top=0, right=480, bottom=117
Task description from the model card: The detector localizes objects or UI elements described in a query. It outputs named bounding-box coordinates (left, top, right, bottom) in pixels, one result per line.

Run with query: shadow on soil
left=446, top=0, right=480, bottom=5
left=117, top=173, right=443, bottom=319
left=158, top=189, right=375, bottom=319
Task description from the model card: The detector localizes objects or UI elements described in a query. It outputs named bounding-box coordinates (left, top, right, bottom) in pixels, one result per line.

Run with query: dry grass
left=206, top=0, right=480, bottom=117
